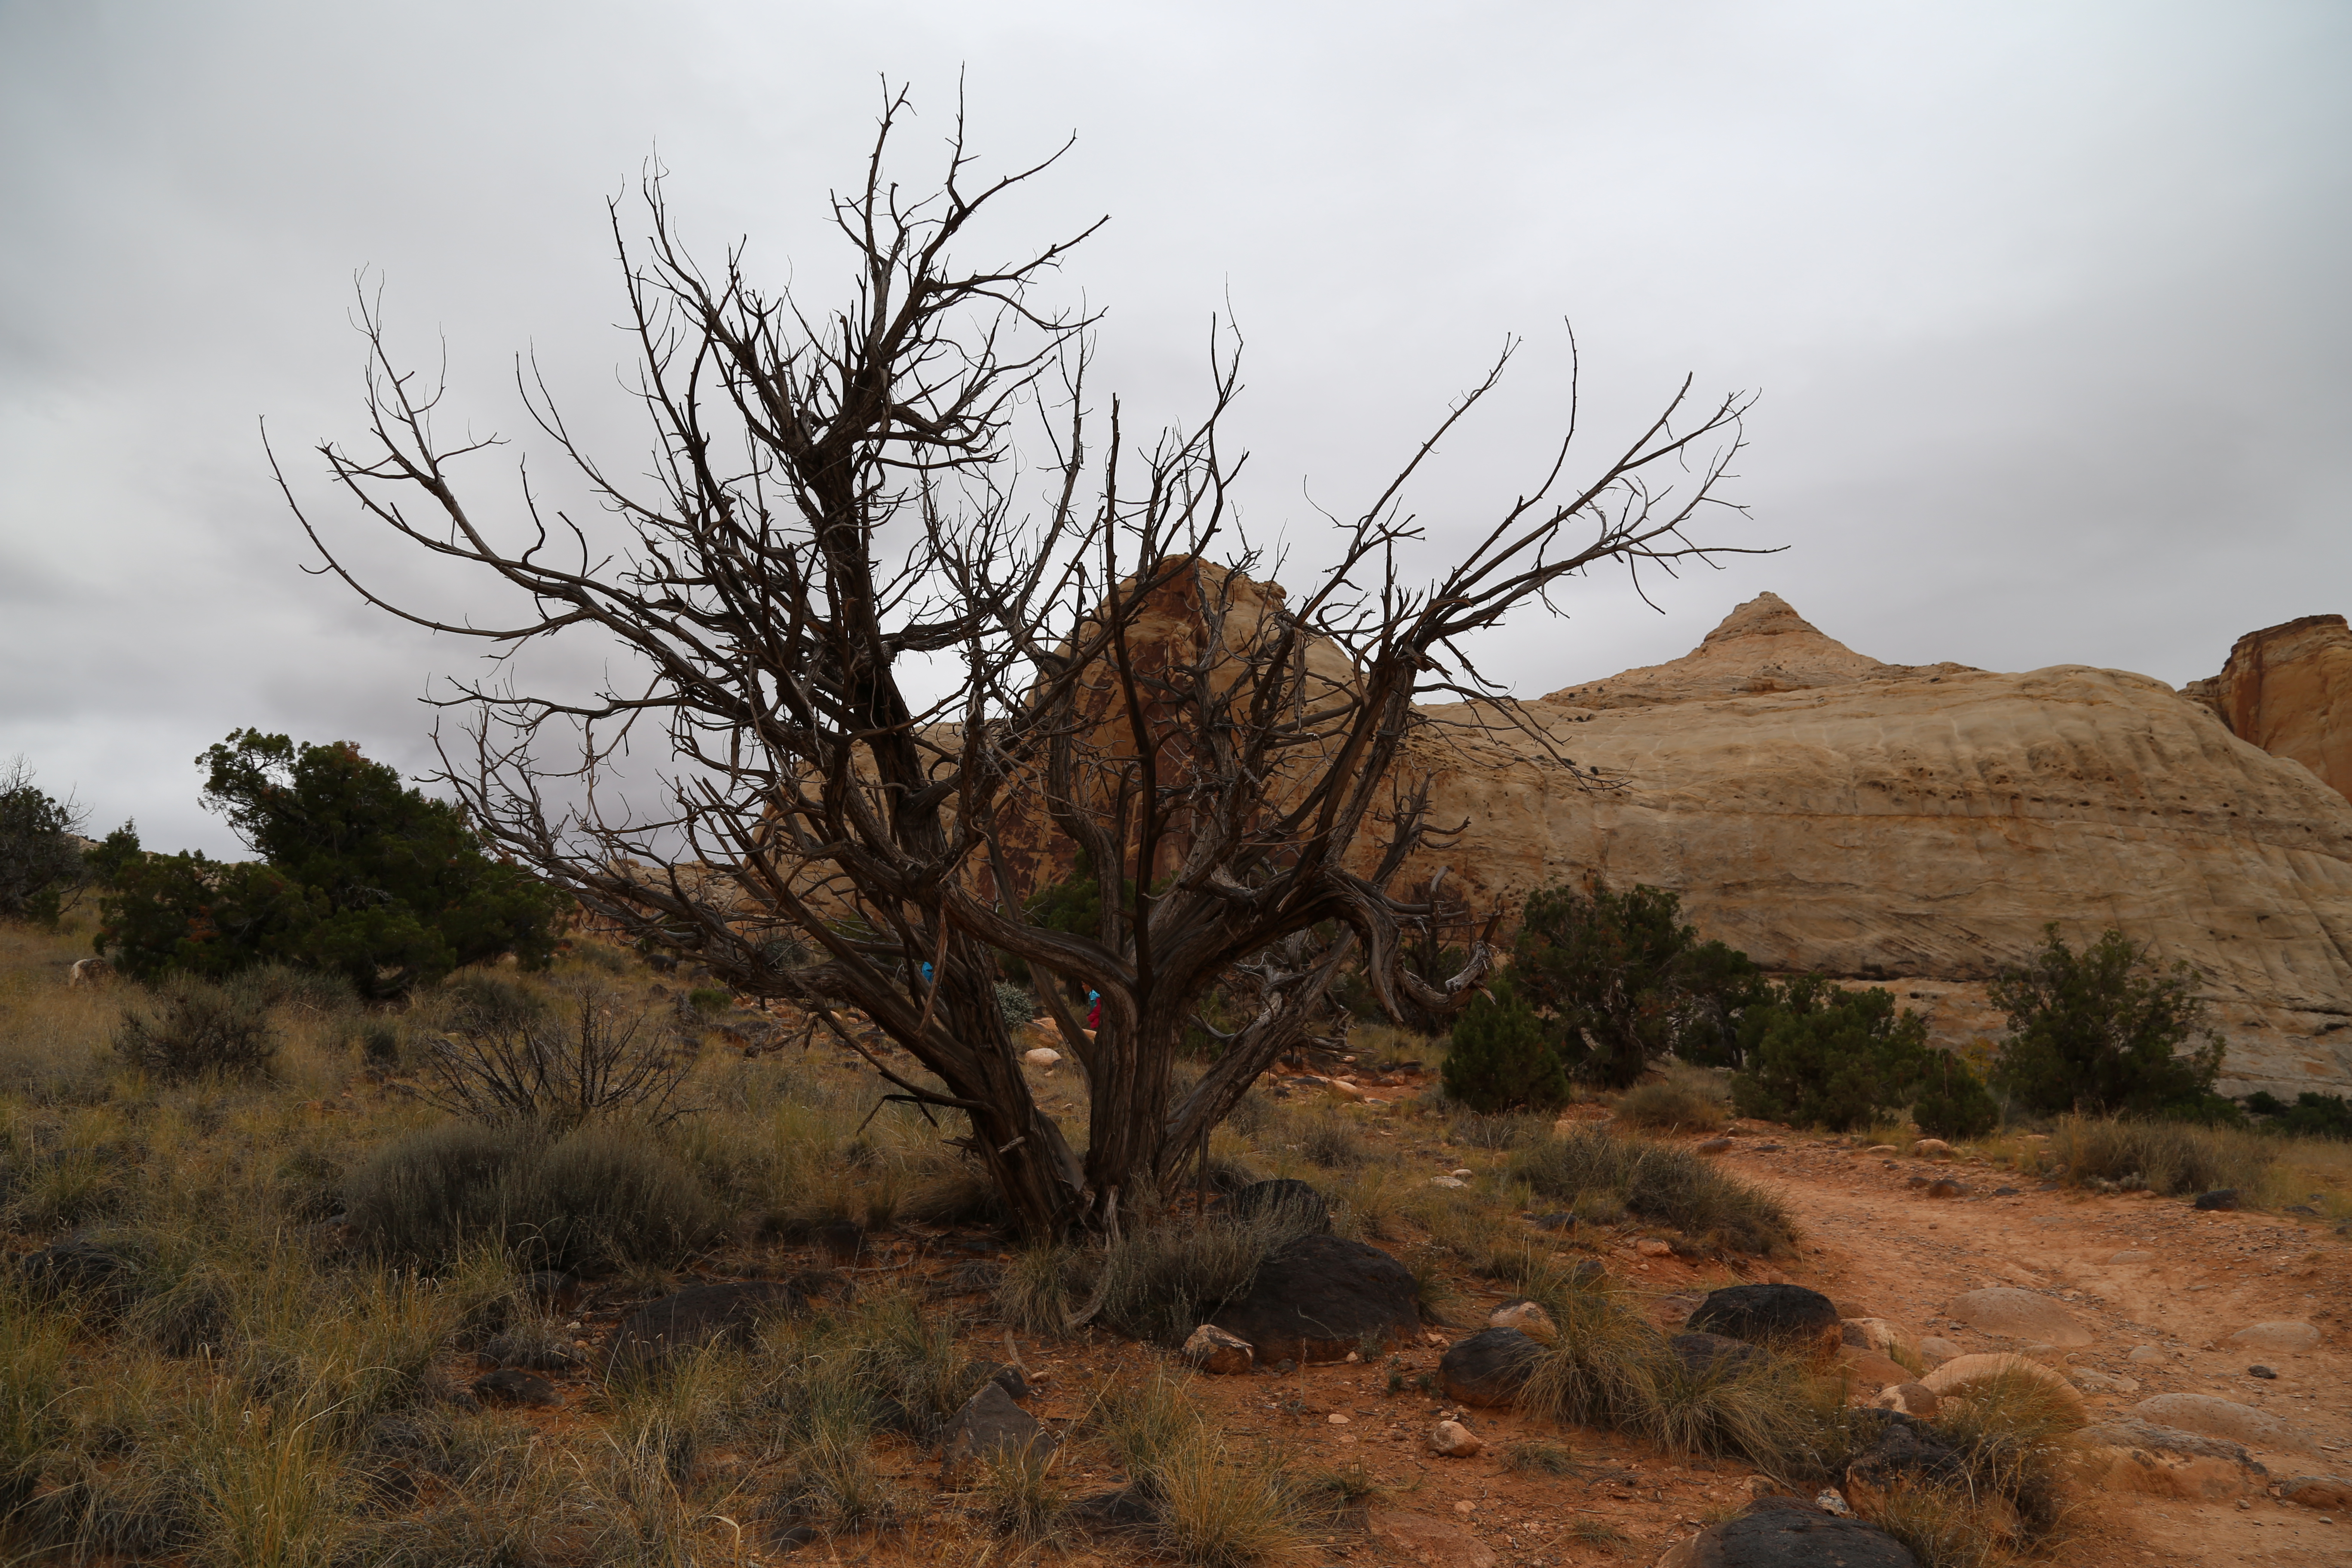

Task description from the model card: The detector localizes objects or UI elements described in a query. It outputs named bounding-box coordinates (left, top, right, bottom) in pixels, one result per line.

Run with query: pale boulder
left=1840, top=1317, right=1911, bottom=1357
left=1181, top=1324, right=1253, bottom=1376
left=2226, top=1320, right=2321, bottom=1354
left=1922, top=1354, right=2085, bottom=1419
left=1488, top=1300, right=1557, bottom=1344
left=1429, top=1419, right=1484, bottom=1458
left=1945, top=1287, right=2095, bottom=1347
left=2130, top=1393, right=2318, bottom=1454
left=1023, top=1047, right=1061, bottom=1069
left=1917, top=1336, right=1964, bottom=1362
left=1912, top=1138, right=1954, bottom=1158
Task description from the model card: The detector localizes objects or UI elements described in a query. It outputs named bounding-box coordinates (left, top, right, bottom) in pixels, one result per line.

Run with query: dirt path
left=1724, top=1135, right=2352, bottom=1566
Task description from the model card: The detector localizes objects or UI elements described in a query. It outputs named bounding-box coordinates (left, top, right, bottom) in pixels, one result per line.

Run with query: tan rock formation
left=1393, top=594, right=2352, bottom=1097
left=2192, top=614, right=2352, bottom=804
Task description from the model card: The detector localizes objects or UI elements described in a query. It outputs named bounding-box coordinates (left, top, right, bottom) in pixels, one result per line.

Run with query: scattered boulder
left=1670, top=1332, right=1764, bottom=1377
left=1023, top=1047, right=1060, bottom=1068
left=1695, top=1138, right=1733, bottom=1155
left=1943, top=1287, right=2094, bottom=1347
left=2226, top=1320, right=2321, bottom=1354
left=2193, top=1189, right=2242, bottom=1212
left=2075, top=1418, right=2271, bottom=1502
left=1920, top=1354, right=2085, bottom=1419
left=1839, top=1349, right=1913, bottom=1388
left=1917, top=1335, right=1963, bottom=1362
left=1207, top=1233, right=1420, bottom=1363
left=2280, top=1474, right=2352, bottom=1511
left=1912, top=1139, right=1953, bottom=1158
left=1844, top=1413, right=1964, bottom=1508
left=1655, top=1494, right=1919, bottom=1568
left=607, top=1277, right=826, bottom=1372
left=1840, top=1318, right=1910, bottom=1357
left=1488, top=1299, right=1557, bottom=1344
left=472, top=1368, right=559, bottom=1408
left=2130, top=1393, right=2317, bottom=1454
left=1181, top=1323, right=1253, bottom=1375
left=1439, top=1327, right=1544, bottom=1408
left=940, top=1381, right=1054, bottom=1485
left=1872, top=1383, right=1939, bottom=1418
left=1223, top=1178, right=1332, bottom=1234
left=1685, top=1283, right=1840, bottom=1352
left=1925, top=1179, right=1965, bottom=1200
left=1430, top=1419, right=1484, bottom=1457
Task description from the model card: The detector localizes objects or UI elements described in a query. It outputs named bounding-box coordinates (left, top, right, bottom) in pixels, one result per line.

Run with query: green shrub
left=1730, top=976, right=1929, bottom=1131
left=685, top=987, right=731, bottom=1015
left=1912, top=1054, right=1999, bottom=1140
left=1989, top=925, right=2224, bottom=1118
left=97, top=731, right=564, bottom=997
left=0, top=760, right=88, bottom=927
left=110, top=974, right=280, bottom=1082
left=2244, top=1090, right=2352, bottom=1140
left=1510, top=879, right=1770, bottom=1086
left=1442, top=980, right=1567, bottom=1113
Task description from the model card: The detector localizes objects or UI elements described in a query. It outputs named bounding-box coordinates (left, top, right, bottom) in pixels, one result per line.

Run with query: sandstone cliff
left=1397, top=596, right=2352, bottom=1099
left=2186, top=613, right=2352, bottom=805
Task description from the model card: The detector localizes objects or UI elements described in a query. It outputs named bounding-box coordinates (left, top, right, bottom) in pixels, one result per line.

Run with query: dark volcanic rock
left=940, top=1381, right=1054, bottom=1485
left=1207, top=1233, right=1420, bottom=1363
left=606, top=1276, right=835, bottom=1372
left=1663, top=1495, right=1918, bottom=1567
left=1685, top=1283, right=1840, bottom=1351
left=1844, top=1412, right=1964, bottom=1502
left=1224, top=1179, right=1332, bottom=1234
left=2194, top=1189, right=2243, bottom=1212
left=1438, top=1327, right=1544, bottom=1408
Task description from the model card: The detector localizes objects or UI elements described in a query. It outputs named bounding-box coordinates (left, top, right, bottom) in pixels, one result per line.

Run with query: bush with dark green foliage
left=0, top=760, right=88, bottom=928
left=1442, top=980, right=1568, bottom=1113
left=1989, top=925, right=2224, bottom=1118
left=1509, top=879, right=1770, bottom=1087
left=96, top=731, right=563, bottom=997
left=109, top=974, right=280, bottom=1082
left=2244, top=1090, right=2352, bottom=1140
left=1911, top=1052, right=2001, bottom=1140
left=1730, top=975, right=1932, bottom=1131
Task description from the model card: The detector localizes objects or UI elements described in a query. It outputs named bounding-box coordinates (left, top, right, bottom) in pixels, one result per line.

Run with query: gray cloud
left=2, top=0, right=2345, bottom=855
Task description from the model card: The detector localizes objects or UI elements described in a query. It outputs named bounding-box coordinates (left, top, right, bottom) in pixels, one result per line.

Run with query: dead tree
left=276, top=90, right=1758, bottom=1238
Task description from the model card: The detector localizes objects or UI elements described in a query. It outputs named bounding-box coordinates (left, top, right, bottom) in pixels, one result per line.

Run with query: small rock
left=1840, top=1317, right=1909, bottom=1357
left=2073, top=1369, right=2139, bottom=1393
left=1438, top=1327, right=1544, bottom=1408
left=2127, top=1344, right=2168, bottom=1363
left=1023, top=1047, right=1060, bottom=1068
left=1912, top=1138, right=1954, bottom=1157
left=2108, top=1250, right=2157, bottom=1264
left=941, top=1381, right=1054, bottom=1485
left=1182, top=1323, right=1254, bottom=1375
left=1905, top=1175, right=1930, bottom=1188
left=2193, top=1189, right=2242, bottom=1212
left=1816, top=1487, right=1853, bottom=1516
left=1695, top=1138, right=1733, bottom=1154
left=1429, top=1176, right=1468, bottom=1189
left=1873, top=1382, right=1940, bottom=1418
left=1926, top=1179, right=1964, bottom=1199
left=2227, top=1320, right=2321, bottom=1353
left=1635, top=1238, right=1674, bottom=1257
left=1429, top=1418, right=1484, bottom=1458
left=1863, top=1144, right=1899, bottom=1155
left=1488, top=1300, right=1557, bottom=1344
left=472, top=1368, right=558, bottom=1407
left=2249, top=1365, right=2278, bottom=1380
left=1327, top=1412, right=1350, bottom=1425
left=1449, top=1167, right=1474, bottom=1178
left=1994, top=1186, right=2020, bottom=1196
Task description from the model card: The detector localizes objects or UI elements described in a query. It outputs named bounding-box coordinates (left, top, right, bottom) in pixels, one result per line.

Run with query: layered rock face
left=1396, top=595, right=2352, bottom=1097
left=2187, top=614, right=2352, bottom=805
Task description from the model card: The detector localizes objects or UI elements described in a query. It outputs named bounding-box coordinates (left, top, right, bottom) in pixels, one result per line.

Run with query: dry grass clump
left=111, top=973, right=281, bottom=1083
left=1511, top=1124, right=1797, bottom=1255
left=1294, top=1105, right=1370, bottom=1169
left=1502, top=1437, right=1577, bottom=1476
left=2030, top=1115, right=2272, bottom=1199
left=1447, top=1112, right=1548, bottom=1150
left=1091, top=1202, right=1322, bottom=1345
left=1614, top=1066, right=1731, bottom=1133
left=995, top=1243, right=1089, bottom=1336
left=964, top=1444, right=1070, bottom=1543
left=1089, top=1369, right=1314, bottom=1567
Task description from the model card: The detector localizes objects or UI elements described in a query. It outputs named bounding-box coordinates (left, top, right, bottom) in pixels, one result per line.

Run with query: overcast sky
left=3, top=0, right=2346, bottom=857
